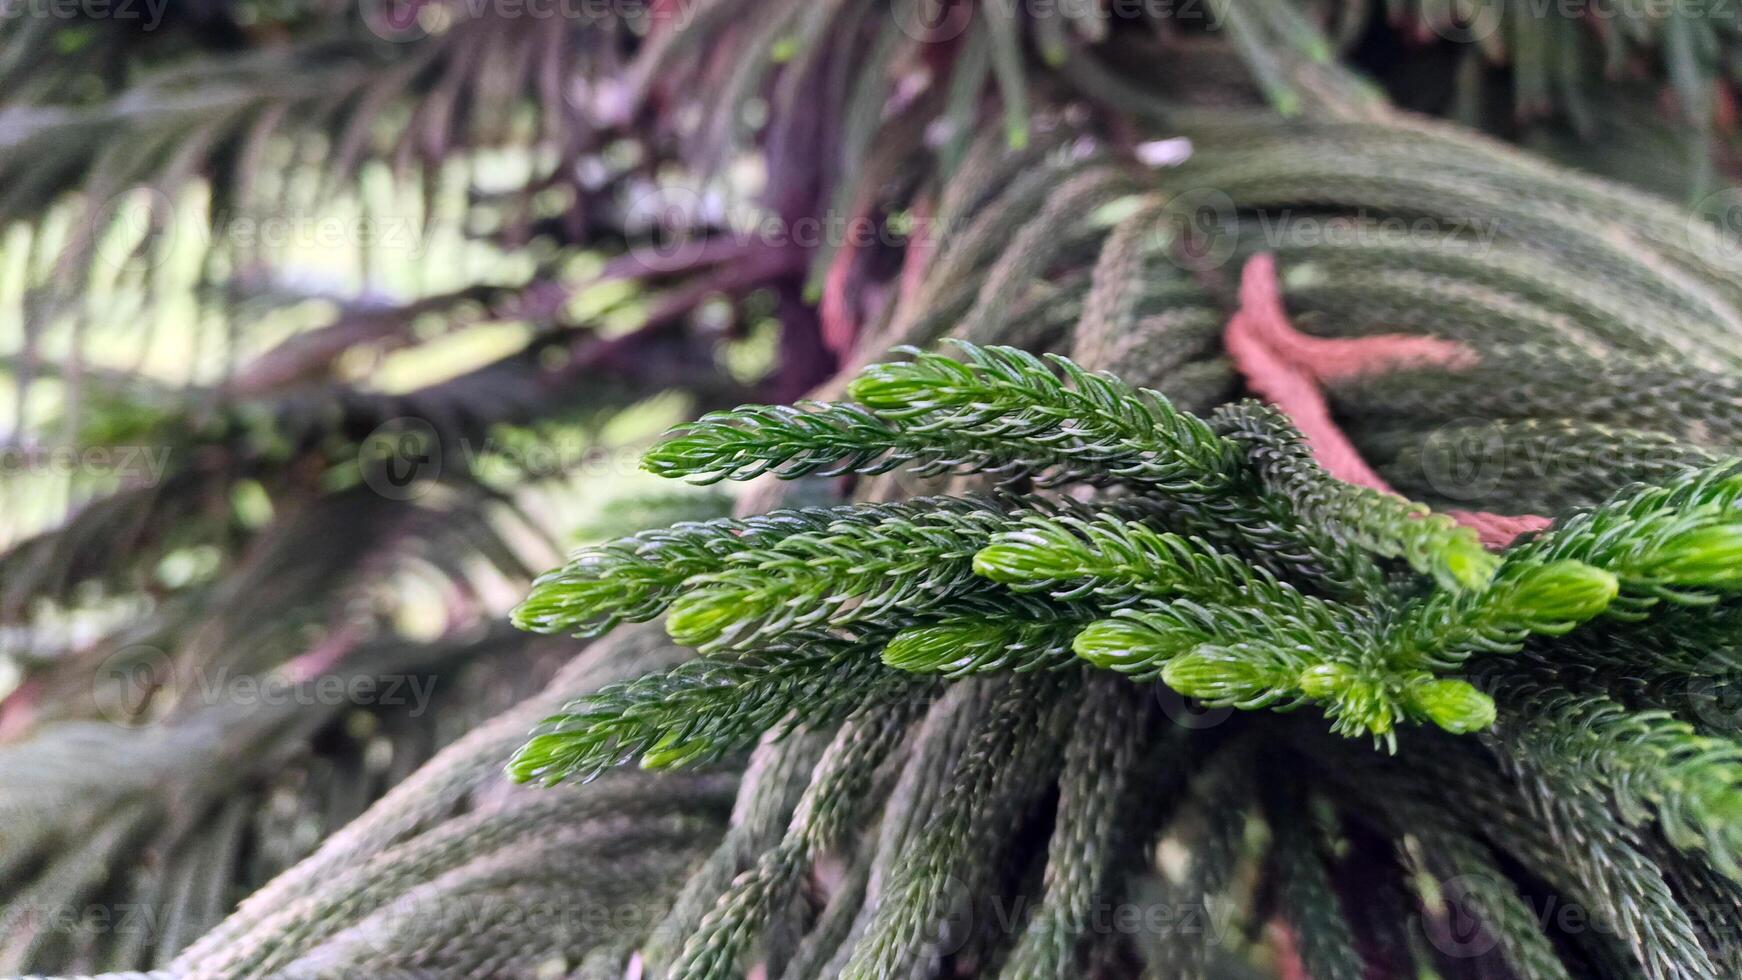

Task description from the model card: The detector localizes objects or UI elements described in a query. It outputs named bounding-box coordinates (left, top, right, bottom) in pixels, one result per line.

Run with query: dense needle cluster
left=514, top=343, right=1742, bottom=766
left=508, top=340, right=1742, bottom=978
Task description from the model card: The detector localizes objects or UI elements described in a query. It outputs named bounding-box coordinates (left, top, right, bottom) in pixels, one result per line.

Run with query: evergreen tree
left=9, top=1, right=1742, bottom=977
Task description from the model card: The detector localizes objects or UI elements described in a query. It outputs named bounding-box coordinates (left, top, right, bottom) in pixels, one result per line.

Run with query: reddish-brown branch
left=1224, top=253, right=1547, bottom=549
left=898, top=196, right=935, bottom=315
left=1443, top=510, right=1553, bottom=549
left=820, top=210, right=867, bottom=358
left=1225, top=255, right=1395, bottom=493
left=1269, top=919, right=1312, bottom=980
left=1231, top=255, right=1477, bottom=383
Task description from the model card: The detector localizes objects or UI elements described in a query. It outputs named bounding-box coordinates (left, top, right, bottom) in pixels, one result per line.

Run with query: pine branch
left=1070, top=596, right=1442, bottom=739
left=1212, top=400, right=1498, bottom=591
left=1478, top=657, right=1742, bottom=879
left=667, top=697, right=924, bottom=980
left=641, top=401, right=1037, bottom=485
left=663, top=498, right=1030, bottom=651
left=513, top=497, right=988, bottom=639
left=846, top=341, right=1241, bottom=494
left=972, top=513, right=1309, bottom=607
left=881, top=613, right=1083, bottom=677
left=507, top=637, right=923, bottom=786
left=1266, top=789, right=1366, bottom=980
left=844, top=674, right=1080, bottom=978
left=996, top=678, right=1160, bottom=980
left=648, top=344, right=1394, bottom=598
left=1370, top=559, right=1621, bottom=674
left=540, top=341, right=1742, bottom=752
left=1514, top=462, right=1742, bottom=612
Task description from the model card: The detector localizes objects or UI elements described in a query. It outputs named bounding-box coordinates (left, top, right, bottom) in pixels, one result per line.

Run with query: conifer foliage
left=15, top=0, right=1742, bottom=977
left=510, top=341, right=1742, bottom=976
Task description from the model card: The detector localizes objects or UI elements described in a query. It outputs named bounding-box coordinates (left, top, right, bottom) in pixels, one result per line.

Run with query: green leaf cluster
left=511, top=342, right=1742, bottom=781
